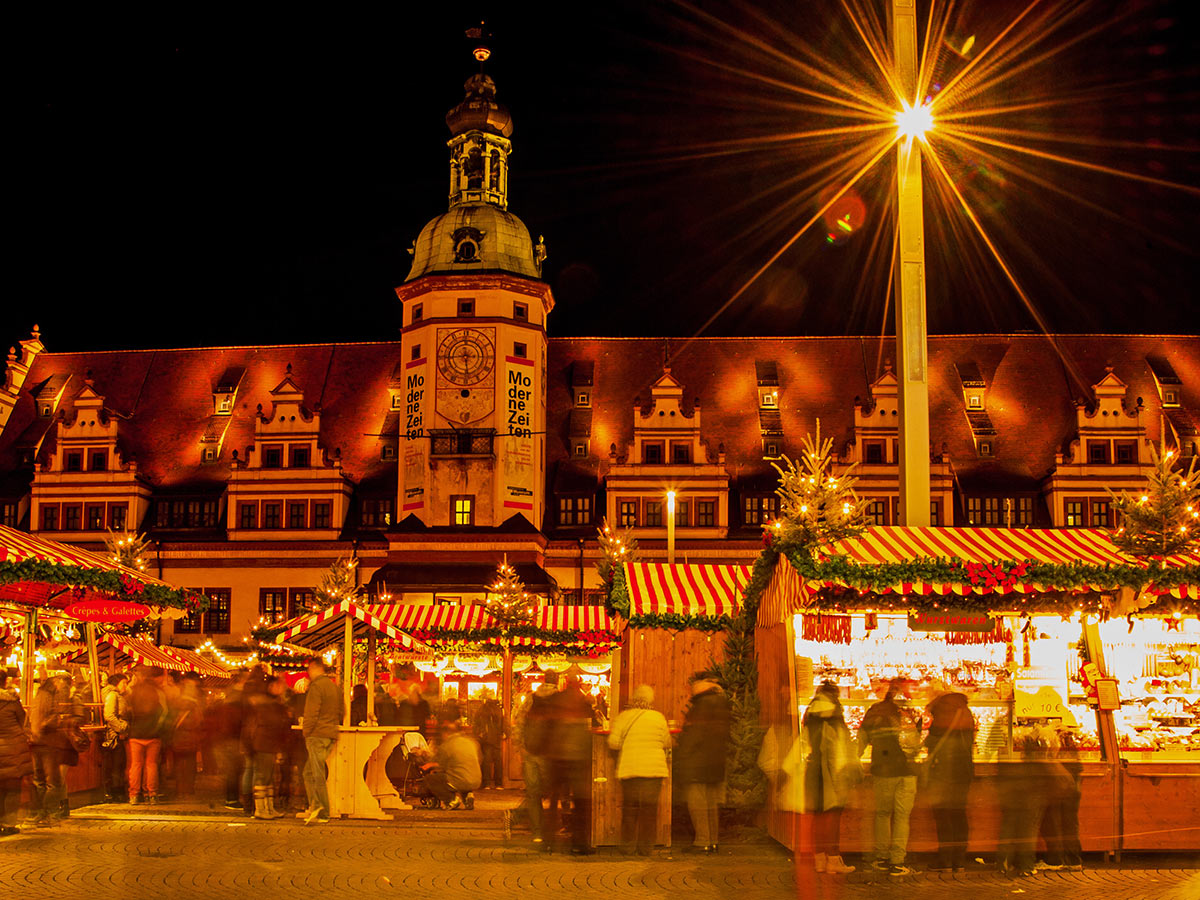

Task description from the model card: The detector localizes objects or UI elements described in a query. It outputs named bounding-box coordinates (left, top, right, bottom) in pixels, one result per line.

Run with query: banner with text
left=503, top=355, right=536, bottom=514
left=401, top=356, right=428, bottom=514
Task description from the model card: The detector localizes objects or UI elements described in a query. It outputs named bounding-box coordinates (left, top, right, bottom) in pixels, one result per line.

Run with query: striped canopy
left=279, top=599, right=429, bottom=652
left=622, top=562, right=752, bottom=618
left=160, top=645, right=232, bottom=678
left=0, top=523, right=180, bottom=608
left=365, top=603, right=619, bottom=648
left=101, top=636, right=194, bottom=673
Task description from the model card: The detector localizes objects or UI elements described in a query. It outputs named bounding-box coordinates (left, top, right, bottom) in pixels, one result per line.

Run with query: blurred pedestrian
left=503, top=675, right=557, bottom=844
left=475, top=693, right=505, bottom=789
left=924, top=687, right=976, bottom=871
left=169, top=674, right=203, bottom=798
left=29, top=674, right=73, bottom=826
left=398, top=684, right=431, bottom=736
left=127, top=666, right=168, bottom=805
left=244, top=675, right=289, bottom=819
left=420, top=723, right=481, bottom=809
left=677, top=677, right=731, bottom=854
left=1041, top=727, right=1083, bottom=871
left=100, top=673, right=130, bottom=802
left=375, top=684, right=398, bottom=726
left=803, top=681, right=859, bottom=874
left=350, top=684, right=369, bottom=726
left=300, top=658, right=341, bottom=824
left=858, top=678, right=920, bottom=875
left=214, top=671, right=248, bottom=811
left=608, top=685, right=670, bottom=856
left=544, top=675, right=594, bottom=855
left=0, top=669, right=33, bottom=836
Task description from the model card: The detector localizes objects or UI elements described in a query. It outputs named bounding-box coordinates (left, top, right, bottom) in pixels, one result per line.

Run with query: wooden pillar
left=22, top=609, right=38, bottom=701
left=609, top=646, right=623, bottom=717
left=366, top=629, right=377, bottom=724
left=85, top=622, right=103, bottom=718
left=343, top=612, right=353, bottom=727
left=501, top=645, right=513, bottom=787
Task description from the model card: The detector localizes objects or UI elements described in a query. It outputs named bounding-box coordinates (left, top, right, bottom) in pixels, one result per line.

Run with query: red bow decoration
left=118, top=572, right=146, bottom=596
left=964, top=560, right=1030, bottom=592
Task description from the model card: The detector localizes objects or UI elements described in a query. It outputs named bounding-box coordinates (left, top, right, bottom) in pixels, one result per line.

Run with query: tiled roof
left=1, top=334, right=1197, bottom=504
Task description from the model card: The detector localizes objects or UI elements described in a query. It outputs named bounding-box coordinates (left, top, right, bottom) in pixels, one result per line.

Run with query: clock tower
left=394, top=64, right=553, bottom=532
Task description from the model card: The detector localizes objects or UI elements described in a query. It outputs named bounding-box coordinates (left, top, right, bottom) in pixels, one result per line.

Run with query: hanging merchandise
left=414, top=657, right=449, bottom=674
left=946, top=624, right=1014, bottom=645
left=802, top=612, right=852, bottom=644
left=537, top=658, right=573, bottom=674
left=453, top=654, right=495, bottom=676
left=510, top=655, right=533, bottom=673
left=576, top=660, right=611, bottom=675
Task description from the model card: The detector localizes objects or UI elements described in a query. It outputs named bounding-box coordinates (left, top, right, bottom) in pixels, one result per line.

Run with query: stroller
left=391, top=731, right=440, bottom=808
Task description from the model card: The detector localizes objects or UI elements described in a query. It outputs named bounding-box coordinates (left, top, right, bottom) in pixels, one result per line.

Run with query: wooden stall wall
left=1121, top=763, right=1200, bottom=851
left=755, top=621, right=795, bottom=847
left=623, top=628, right=726, bottom=724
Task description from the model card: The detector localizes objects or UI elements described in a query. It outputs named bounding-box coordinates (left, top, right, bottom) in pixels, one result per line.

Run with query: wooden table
left=303, top=725, right=417, bottom=820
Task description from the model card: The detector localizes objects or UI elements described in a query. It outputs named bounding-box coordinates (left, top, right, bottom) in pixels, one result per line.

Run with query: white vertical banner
left=502, top=354, right=536, bottom=515
left=401, top=355, right=428, bottom=515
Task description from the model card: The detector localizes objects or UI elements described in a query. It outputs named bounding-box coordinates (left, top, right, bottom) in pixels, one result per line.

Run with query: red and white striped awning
left=623, top=562, right=751, bottom=618
left=279, top=599, right=429, bottom=651
left=160, top=645, right=232, bottom=678
left=364, top=603, right=619, bottom=646
left=105, top=636, right=193, bottom=672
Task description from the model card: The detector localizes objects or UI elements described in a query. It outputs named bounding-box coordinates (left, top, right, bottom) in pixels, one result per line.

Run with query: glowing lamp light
left=894, top=102, right=934, bottom=141
left=666, top=490, right=676, bottom=514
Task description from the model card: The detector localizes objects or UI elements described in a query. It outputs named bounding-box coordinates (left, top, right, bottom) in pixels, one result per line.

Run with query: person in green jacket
left=299, top=659, right=342, bottom=824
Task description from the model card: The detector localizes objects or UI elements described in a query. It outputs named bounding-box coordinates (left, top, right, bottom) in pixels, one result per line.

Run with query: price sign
left=1094, top=678, right=1121, bottom=711
left=1014, top=685, right=1067, bottom=719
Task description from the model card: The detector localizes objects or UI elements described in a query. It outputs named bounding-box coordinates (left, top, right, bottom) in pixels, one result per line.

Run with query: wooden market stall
left=752, top=525, right=1200, bottom=857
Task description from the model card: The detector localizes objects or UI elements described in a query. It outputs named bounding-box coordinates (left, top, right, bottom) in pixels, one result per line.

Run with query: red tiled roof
left=2, top=335, right=1197, bottom=503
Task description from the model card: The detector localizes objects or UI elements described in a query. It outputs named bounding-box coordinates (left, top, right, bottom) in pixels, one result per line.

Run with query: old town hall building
left=1, top=69, right=1198, bottom=648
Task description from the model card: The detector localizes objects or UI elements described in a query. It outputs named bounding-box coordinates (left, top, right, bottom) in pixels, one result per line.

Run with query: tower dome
left=406, top=71, right=543, bottom=282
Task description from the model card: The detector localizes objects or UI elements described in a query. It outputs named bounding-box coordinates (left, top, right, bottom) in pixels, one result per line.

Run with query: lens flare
left=895, top=102, right=934, bottom=141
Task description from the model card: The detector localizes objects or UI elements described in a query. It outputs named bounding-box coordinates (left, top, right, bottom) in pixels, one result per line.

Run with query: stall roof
left=364, top=603, right=618, bottom=646
left=623, top=562, right=752, bottom=619
left=367, top=562, right=557, bottom=593
left=279, top=599, right=430, bottom=651
left=161, top=645, right=232, bottom=678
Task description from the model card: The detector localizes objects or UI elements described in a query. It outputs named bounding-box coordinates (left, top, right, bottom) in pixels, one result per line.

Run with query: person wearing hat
left=676, top=676, right=731, bottom=854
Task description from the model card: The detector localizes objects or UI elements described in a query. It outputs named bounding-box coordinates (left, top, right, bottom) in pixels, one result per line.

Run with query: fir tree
left=105, top=530, right=150, bottom=572
left=596, top=518, right=638, bottom=587
left=770, top=420, right=871, bottom=551
left=314, top=557, right=363, bottom=611
left=486, top=555, right=536, bottom=627
left=1110, top=441, right=1200, bottom=558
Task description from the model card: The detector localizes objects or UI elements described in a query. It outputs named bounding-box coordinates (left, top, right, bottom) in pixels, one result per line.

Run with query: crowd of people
left=764, top=677, right=1085, bottom=878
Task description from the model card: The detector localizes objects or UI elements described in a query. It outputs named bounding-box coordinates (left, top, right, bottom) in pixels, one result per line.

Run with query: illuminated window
left=0, top=503, right=16, bottom=527
left=674, top=500, right=690, bottom=527
left=619, top=500, right=638, bottom=527
left=108, top=504, right=127, bottom=531
left=86, top=504, right=105, bottom=531
left=204, top=589, right=232, bottom=634
left=1090, top=499, right=1111, bottom=527
left=360, top=498, right=393, bottom=527
left=1016, top=497, right=1034, bottom=526
left=260, top=589, right=288, bottom=624
left=175, top=592, right=202, bottom=634
left=262, top=502, right=282, bottom=529
left=290, top=589, right=316, bottom=616
left=696, top=499, right=716, bottom=527
left=967, top=497, right=981, bottom=524
left=743, top=495, right=778, bottom=526
left=452, top=495, right=474, bottom=526
left=761, top=392, right=777, bottom=408
left=930, top=500, right=941, bottom=526
left=967, top=394, right=983, bottom=409
left=312, top=502, right=332, bottom=529
left=983, top=497, right=1002, bottom=526
left=1064, top=500, right=1085, bottom=527
left=558, top=496, right=592, bottom=526
left=866, top=499, right=888, bottom=526
left=643, top=500, right=662, bottom=527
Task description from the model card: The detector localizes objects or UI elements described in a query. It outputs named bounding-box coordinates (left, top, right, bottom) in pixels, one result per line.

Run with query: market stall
left=752, top=525, right=1200, bottom=856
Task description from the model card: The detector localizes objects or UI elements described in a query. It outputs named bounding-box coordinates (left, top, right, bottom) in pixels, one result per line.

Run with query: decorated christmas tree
left=595, top=518, right=638, bottom=587
left=486, top=555, right=536, bottom=627
left=770, top=420, right=871, bottom=551
left=314, top=557, right=363, bottom=611
left=1110, top=441, right=1199, bottom=558
left=105, top=530, right=150, bottom=572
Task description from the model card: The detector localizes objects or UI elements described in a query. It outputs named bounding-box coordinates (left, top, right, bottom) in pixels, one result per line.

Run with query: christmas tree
left=314, top=557, right=363, bottom=610
left=595, top=518, right=638, bottom=587
left=486, top=555, right=536, bottom=626
left=770, top=420, right=871, bottom=550
left=105, top=530, right=150, bottom=572
left=1110, top=441, right=1199, bottom=558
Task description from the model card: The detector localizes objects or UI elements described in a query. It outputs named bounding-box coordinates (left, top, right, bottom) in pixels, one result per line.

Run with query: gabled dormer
left=955, top=361, right=997, bottom=458
left=853, top=363, right=899, bottom=465
left=200, top=367, right=246, bottom=463
left=755, top=360, right=783, bottom=458
left=1147, top=356, right=1182, bottom=408
left=0, top=325, right=44, bottom=433
left=628, top=368, right=707, bottom=465
left=53, top=378, right=126, bottom=474
left=247, top=366, right=322, bottom=470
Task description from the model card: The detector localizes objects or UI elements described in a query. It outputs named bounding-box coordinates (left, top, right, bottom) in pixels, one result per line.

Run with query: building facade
left=2, top=70, right=1198, bottom=647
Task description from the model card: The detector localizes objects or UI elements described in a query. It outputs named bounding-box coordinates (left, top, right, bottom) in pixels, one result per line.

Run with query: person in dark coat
left=29, top=674, right=73, bottom=826
left=474, top=695, right=505, bottom=789
left=924, top=689, right=976, bottom=871
left=397, top=685, right=431, bottom=735
left=0, top=669, right=34, bottom=836
left=350, top=684, right=369, bottom=726
left=543, top=676, right=594, bottom=854
left=242, top=675, right=290, bottom=819
left=374, top=685, right=398, bottom=726
left=676, top=678, right=731, bottom=853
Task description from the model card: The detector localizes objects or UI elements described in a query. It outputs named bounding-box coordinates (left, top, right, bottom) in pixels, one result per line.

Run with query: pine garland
left=0, top=559, right=207, bottom=613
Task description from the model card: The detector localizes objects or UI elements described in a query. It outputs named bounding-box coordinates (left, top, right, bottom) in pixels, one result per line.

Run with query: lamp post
left=891, top=0, right=932, bottom=526
left=666, top=490, right=676, bottom=564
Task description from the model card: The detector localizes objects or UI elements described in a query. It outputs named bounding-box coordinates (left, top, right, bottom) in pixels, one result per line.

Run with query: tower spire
left=446, top=25, right=512, bottom=210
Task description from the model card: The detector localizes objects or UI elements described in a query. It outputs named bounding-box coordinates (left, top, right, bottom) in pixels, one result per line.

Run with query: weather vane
left=466, top=21, right=491, bottom=66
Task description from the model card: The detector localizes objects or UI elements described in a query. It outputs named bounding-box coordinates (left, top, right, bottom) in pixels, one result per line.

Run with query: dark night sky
left=10, top=1, right=1199, bottom=352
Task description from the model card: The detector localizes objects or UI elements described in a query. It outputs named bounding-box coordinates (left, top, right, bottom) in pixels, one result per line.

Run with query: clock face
left=437, top=328, right=495, bottom=386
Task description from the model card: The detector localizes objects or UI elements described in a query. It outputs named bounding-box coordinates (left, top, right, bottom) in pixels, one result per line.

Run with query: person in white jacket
left=608, top=685, right=671, bottom=855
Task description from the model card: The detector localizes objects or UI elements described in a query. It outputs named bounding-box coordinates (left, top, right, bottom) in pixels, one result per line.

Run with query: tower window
left=411, top=344, right=422, bottom=361
left=513, top=342, right=528, bottom=359
left=457, top=298, right=475, bottom=317
left=412, top=303, right=423, bottom=323
left=513, top=302, right=528, bottom=322
left=452, top=495, right=475, bottom=526
left=573, top=441, right=588, bottom=457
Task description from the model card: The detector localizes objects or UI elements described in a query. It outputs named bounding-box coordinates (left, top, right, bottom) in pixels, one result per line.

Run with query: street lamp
left=891, top=0, right=932, bottom=526
left=666, top=490, right=676, bottom=564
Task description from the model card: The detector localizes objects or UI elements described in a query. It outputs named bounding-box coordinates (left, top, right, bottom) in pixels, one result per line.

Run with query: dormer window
left=289, top=445, right=311, bottom=468
left=967, top=394, right=983, bottom=410
left=202, top=446, right=217, bottom=462
left=64, top=451, right=83, bottom=472
left=89, top=450, right=108, bottom=472
left=381, top=444, right=397, bottom=461
left=1163, top=389, right=1179, bottom=407
left=218, top=396, right=232, bottom=414
left=262, top=445, right=284, bottom=469
left=577, top=392, right=591, bottom=408
left=391, top=394, right=403, bottom=409
left=40, top=403, right=52, bottom=418
left=573, top=441, right=589, bottom=458
left=978, top=440, right=994, bottom=458
left=761, top=391, right=778, bottom=408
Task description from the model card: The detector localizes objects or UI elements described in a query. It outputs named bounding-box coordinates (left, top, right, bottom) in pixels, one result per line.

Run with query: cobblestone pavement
left=0, top=809, right=1196, bottom=900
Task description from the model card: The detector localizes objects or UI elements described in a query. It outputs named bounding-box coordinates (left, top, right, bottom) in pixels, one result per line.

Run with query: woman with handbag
left=607, top=685, right=671, bottom=855
left=802, top=681, right=859, bottom=874
left=100, top=674, right=130, bottom=802
left=0, top=669, right=34, bottom=836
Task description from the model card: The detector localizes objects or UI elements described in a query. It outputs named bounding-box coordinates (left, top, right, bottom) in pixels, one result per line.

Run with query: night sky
left=11, top=1, right=1199, bottom=352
